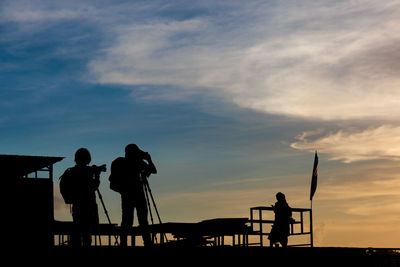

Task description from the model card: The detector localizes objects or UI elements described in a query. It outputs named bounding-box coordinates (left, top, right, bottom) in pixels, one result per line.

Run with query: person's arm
left=143, top=152, right=157, bottom=174
left=90, top=166, right=101, bottom=190
left=93, top=172, right=100, bottom=190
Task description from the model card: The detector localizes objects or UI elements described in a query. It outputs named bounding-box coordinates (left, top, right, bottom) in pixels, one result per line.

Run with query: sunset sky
left=1, top=0, right=400, bottom=247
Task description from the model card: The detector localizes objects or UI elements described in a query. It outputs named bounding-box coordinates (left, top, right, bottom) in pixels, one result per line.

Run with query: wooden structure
left=53, top=206, right=313, bottom=247
left=3, top=154, right=63, bottom=247
left=53, top=221, right=120, bottom=246
left=53, top=218, right=253, bottom=247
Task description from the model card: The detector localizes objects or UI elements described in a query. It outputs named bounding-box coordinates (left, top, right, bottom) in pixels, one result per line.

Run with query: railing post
left=300, top=211, right=304, bottom=234
left=310, top=208, right=314, bottom=247
left=259, top=208, right=263, bottom=246
left=250, top=208, right=254, bottom=229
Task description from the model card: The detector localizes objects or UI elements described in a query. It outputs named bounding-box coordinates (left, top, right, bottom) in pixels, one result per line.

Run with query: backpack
left=59, top=168, right=75, bottom=204
left=108, top=157, right=126, bottom=193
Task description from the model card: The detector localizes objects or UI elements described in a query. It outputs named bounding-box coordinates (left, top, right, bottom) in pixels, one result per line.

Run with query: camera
left=140, top=151, right=151, bottom=161
left=91, top=164, right=107, bottom=175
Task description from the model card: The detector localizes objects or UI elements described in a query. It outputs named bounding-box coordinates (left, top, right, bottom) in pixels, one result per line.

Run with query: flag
left=310, top=151, right=318, bottom=201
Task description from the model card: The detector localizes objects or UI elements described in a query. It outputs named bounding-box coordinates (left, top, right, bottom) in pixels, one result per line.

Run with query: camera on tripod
left=91, top=164, right=107, bottom=175
left=138, top=150, right=151, bottom=161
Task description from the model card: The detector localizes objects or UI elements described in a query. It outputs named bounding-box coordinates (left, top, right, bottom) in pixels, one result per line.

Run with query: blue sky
left=2, top=0, right=400, bottom=247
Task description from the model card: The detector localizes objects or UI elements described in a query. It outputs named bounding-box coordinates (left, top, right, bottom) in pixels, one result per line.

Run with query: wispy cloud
left=88, top=1, right=400, bottom=120
left=0, top=1, right=95, bottom=23
left=5, top=1, right=400, bottom=121
left=291, top=125, right=400, bottom=163
left=5, top=1, right=400, bottom=164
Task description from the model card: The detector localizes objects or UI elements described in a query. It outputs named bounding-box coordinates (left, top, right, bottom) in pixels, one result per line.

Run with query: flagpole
left=310, top=199, right=313, bottom=247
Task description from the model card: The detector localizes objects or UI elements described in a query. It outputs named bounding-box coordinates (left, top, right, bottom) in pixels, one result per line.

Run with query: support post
left=300, top=211, right=304, bottom=233
left=310, top=201, right=314, bottom=247
left=259, top=209, right=263, bottom=246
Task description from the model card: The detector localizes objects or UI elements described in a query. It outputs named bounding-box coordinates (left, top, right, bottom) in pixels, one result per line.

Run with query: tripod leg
left=143, top=183, right=157, bottom=244
left=143, top=180, right=168, bottom=242
left=96, top=189, right=119, bottom=245
left=143, top=184, right=155, bottom=225
left=146, top=182, right=164, bottom=226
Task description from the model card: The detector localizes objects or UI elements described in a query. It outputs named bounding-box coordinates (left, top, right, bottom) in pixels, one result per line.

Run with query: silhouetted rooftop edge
left=0, top=154, right=64, bottom=178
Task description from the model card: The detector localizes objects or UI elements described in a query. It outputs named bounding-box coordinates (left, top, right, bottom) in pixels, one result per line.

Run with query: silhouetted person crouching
left=268, top=192, right=293, bottom=247
left=109, top=144, right=157, bottom=247
left=59, top=148, right=101, bottom=247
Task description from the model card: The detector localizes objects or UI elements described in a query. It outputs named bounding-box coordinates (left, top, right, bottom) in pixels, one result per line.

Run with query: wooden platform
left=53, top=218, right=254, bottom=247
left=15, top=246, right=400, bottom=267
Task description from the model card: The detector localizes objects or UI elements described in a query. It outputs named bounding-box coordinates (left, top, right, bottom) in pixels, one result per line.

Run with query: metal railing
left=249, top=206, right=313, bottom=247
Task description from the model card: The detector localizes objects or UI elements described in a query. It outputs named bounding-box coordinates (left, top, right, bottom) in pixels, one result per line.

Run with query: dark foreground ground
left=10, top=246, right=400, bottom=267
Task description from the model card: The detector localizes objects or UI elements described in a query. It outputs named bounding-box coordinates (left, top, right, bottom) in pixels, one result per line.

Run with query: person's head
left=125, top=143, right=143, bottom=160
left=276, top=192, right=286, bottom=203
left=74, top=148, right=91, bottom=166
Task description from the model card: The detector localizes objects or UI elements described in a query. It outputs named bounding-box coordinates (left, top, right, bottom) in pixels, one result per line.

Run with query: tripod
left=96, top=189, right=119, bottom=245
left=141, top=174, right=168, bottom=243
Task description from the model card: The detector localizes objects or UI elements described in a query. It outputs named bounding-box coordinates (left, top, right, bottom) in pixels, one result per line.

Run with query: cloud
left=6, top=1, right=400, bottom=121
left=88, top=1, right=400, bottom=120
left=0, top=1, right=95, bottom=23
left=291, top=125, right=400, bottom=163
left=4, top=1, right=400, bottom=121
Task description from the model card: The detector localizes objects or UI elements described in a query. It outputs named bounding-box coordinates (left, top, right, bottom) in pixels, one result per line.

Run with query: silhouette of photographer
left=59, top=148, right=103, bottom=247
left=268, top=192, right=293, bottom=247
left=109, top=144, right=157, bottom=247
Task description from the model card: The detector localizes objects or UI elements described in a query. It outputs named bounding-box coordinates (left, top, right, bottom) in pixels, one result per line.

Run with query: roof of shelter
left=0, top=154, right=63, bottom=178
